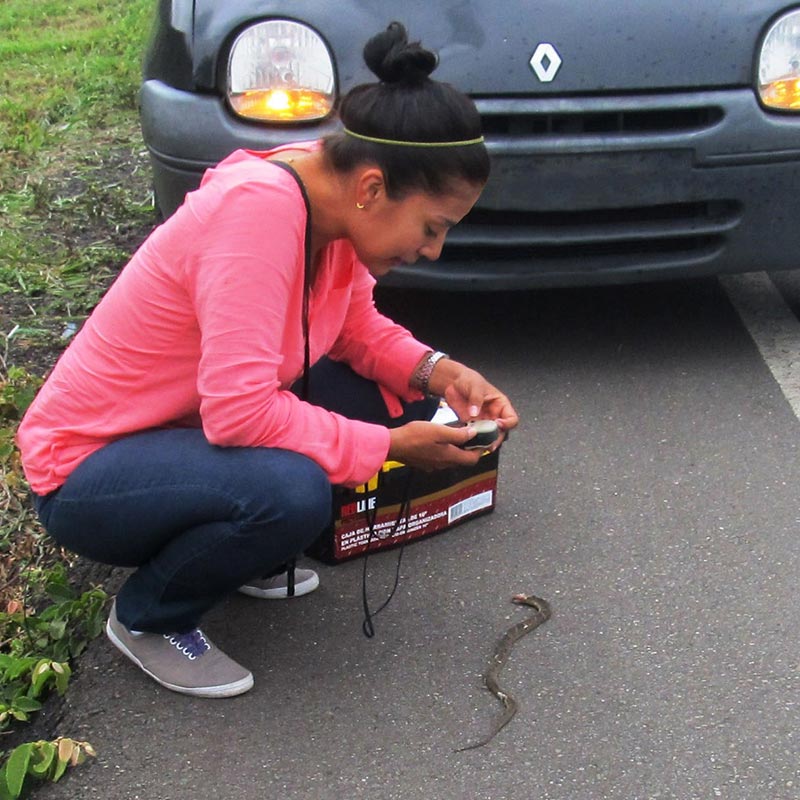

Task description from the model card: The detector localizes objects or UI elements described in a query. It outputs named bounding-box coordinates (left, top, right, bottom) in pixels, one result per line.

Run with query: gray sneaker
left=238, top=567, right=319, bottom=599
left=106, top=601, right=253, bottom=698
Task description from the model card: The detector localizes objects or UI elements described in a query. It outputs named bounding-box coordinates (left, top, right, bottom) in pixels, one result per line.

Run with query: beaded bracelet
left=411, top=350, right=449, bottom=397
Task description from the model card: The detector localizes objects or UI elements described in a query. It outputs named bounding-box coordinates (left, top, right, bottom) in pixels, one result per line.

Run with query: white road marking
left=720, top=271, right=800, bottom=421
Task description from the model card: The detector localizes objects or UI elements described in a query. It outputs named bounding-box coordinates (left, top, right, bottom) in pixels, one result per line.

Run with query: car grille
left=442, top=200, right=742, bottom=273
left=479, top=106, right=724, bottom=137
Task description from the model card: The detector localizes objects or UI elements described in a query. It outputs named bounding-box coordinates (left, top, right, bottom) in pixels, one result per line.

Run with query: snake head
left=511, top=593, right=528, bottom=604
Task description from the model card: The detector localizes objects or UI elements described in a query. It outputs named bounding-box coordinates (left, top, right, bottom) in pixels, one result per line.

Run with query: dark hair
left=323, top=22, right=489, bottom=198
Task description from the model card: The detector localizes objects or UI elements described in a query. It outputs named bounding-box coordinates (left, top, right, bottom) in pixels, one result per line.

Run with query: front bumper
left=141, top=79, right=800, bottom=289
left=140, top=79, right=342, bottom=216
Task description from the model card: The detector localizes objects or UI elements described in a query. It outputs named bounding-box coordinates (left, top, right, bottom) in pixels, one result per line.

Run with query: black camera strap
left=269, top=159, right=313, bottom=593
left=271, top=158, right=413, bottom=630
left=271, top=159, right=312, bottom=403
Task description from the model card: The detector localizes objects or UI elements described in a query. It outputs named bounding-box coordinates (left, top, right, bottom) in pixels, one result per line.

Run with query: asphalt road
left=36, top=274, right=799, bottom=800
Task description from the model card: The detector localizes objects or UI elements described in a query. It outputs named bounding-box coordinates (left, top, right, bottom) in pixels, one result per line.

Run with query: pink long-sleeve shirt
left=17, top=144, right=431, bottom=494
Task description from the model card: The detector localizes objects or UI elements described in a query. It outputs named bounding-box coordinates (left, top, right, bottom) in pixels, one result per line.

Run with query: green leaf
left=0, top=772, right=13, bottom=800
left=29, top=660, right=52, bottom=697
left=53, top=739, right=69, bottom=782
left=44, top=582, right=75, bottom=603
left=53, top=662, right=71, bottom=695
left=4, top=743, right=33, bottom=797
left=29, top=742, right=56, bottom=777
left=0, top=655, right=36, bottom=682
left=70, top=636, right=88, bottom=658
left=46, top=619, right=67, bottom=641
left=51, top=754, right=68, bottom=783
left=11, top=697, right=41, bottom=713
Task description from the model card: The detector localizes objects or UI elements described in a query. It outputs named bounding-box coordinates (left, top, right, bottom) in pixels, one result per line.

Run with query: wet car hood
left=190, top=0, right=778, bottom=94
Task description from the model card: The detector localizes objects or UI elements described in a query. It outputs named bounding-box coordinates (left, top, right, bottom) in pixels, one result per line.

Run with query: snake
left=456, top=593, right=551, bottom=752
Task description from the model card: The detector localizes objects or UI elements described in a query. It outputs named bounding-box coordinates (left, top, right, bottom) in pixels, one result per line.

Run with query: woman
left=16, top=22, right=518, bottom=697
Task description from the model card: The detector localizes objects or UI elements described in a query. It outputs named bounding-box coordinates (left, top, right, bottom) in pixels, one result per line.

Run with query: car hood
left=191, top=0, right=782, bottom=94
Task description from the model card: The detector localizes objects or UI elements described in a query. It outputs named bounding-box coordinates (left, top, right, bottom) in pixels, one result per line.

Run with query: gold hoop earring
left=356, top=202, right=365, bottom=210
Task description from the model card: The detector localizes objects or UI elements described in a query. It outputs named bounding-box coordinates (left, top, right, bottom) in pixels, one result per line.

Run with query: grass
left=0, top=0, right=155, bottom=358
left=0, top=0, right=156, bottom=794
left=0, top=1, right=149, bottom=167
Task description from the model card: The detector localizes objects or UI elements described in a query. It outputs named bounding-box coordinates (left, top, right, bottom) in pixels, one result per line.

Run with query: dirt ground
left=2, top=139, right=157, bottom=377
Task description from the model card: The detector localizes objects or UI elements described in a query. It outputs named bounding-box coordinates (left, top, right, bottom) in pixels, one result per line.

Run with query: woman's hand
left=388, top=421, right=489, bottom=471
left=391, top=356, right=518, bottom=470
left=427, top=357, right=519, bottom=434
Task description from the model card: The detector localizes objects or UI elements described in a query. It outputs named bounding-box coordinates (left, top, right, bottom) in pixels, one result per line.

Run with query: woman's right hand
left=387, top=421, right=496, bottom=471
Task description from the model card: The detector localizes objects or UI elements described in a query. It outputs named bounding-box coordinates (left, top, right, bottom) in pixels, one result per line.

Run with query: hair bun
left=363, top=21, right=437, bottom=85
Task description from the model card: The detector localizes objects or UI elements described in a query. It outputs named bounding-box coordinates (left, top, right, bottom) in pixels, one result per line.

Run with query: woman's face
left=351, top=177, right=483, bottom=277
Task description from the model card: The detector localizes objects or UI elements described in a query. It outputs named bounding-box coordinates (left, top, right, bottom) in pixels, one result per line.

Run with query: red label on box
left=334, top=472, right=497, bottom=559
left=306, top=449, right=501, bottom=564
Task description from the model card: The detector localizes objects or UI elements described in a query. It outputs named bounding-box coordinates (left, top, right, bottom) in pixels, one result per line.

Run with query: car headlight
left=758, top=8, right=800, bottom=110
left=227, top=20, right=335, bottom=122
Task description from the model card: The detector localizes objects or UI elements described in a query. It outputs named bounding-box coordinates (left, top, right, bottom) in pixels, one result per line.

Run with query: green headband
left=343, top=128, right=485, bottom=148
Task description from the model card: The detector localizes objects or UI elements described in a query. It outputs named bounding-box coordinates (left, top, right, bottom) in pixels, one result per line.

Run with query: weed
left=0, top=564, right=107, bottom=730
left=0, top=0, right=154, bottom=793
left=0, top=738, right=96, bottom=799
left=0, top=351, right=108, bottom=797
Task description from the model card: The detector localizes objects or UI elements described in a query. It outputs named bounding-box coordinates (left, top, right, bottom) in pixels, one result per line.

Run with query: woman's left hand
left=426, top=357, right=519, bottom=441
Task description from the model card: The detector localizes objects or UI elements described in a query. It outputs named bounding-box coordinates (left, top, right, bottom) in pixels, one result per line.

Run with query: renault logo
left=529, top=43, right=562, bottom=82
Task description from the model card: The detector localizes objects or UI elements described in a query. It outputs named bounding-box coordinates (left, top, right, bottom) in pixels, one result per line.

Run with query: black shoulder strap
left=271, top=159, right=312, bottom=402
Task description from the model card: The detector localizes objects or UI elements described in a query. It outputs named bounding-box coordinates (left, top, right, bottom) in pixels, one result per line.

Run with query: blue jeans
left=34, top=359, right=436, bottom=634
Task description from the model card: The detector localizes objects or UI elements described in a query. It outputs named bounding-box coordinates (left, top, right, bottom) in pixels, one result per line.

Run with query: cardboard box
left=307, top=449, right=500, bottom=564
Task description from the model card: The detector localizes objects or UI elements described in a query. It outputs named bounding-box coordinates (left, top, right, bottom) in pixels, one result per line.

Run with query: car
left=140, top=2, right=800, bottom=289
